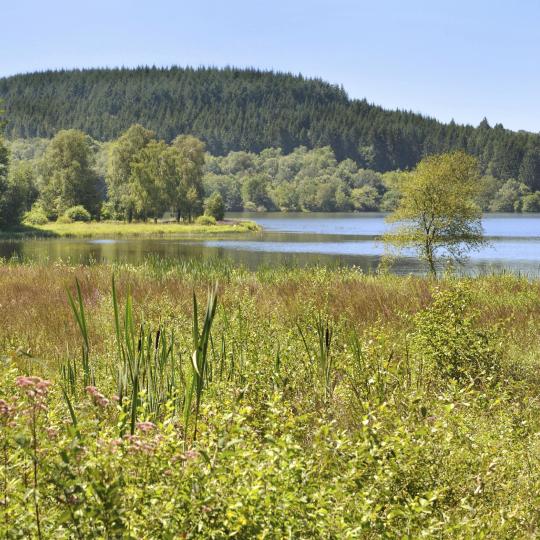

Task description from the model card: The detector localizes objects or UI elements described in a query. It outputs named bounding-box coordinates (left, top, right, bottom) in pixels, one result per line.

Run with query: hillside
left=1, top=66, right=540, bottom=182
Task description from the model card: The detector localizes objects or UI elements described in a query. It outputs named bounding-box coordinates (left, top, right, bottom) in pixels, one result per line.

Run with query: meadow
left=1, top=259, right=540, bottom=537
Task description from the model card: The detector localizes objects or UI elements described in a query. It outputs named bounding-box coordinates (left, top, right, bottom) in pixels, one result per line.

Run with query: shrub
left=100, top=201, right=120, bottom=221
left=243, top=201, right=257, bottom=212
left=56, top=214, right=72, bottom=224
left=23, top=204, right=49, bottom=225
left=196, top=215, right=216, bottom=226
left=64, top=205, right=91, bottom=222
left=522, top=192, right=540, bottom=212
left=413, top=283, right=501, bottom=385
left=204, top=192, right=225, bottom=221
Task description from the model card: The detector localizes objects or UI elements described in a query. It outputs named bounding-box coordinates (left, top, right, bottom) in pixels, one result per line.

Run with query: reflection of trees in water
left=1, top=235, right=540, bottom=276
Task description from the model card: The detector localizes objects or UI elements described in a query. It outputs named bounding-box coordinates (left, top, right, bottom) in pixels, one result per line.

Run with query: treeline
left=205, top=146, right=540, bottom=213
left=2, top=126, right=540, bottom=230
left=1, top=67, right=540, bottom=181
left=1, top=125, right=209, bottom=227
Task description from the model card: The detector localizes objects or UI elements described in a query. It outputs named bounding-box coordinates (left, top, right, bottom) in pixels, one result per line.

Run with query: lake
left=1, top=212, right=540, bottom=275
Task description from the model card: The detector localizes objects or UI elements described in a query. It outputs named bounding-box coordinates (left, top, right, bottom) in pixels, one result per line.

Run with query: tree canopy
left=1, top=66, right=539, bottom=182
left=383, top=151, right=485, bottom=275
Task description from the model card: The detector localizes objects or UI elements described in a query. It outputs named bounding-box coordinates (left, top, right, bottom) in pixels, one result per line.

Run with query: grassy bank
left=0, top=219, right=261, bottom=238
left=1, top=260, right=540, bottom=537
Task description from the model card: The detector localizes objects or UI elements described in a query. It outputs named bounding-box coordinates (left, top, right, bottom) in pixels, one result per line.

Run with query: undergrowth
left=0, top=260, right=539, bottom=537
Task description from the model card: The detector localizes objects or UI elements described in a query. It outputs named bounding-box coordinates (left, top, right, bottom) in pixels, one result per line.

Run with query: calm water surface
left=1, top=213, right=539, bottom=275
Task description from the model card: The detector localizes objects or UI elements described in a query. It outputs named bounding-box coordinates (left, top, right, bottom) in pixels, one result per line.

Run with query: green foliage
left=195, top=214, right=216, bottom=226
left=351, top=185, right=380, bottom=211
left=413, top=283, right=501, bottom=384
left=2, top=66, right=540, bottom=185
left=39, top=129, right=101, bottom=219
left=522, top=192, right=540, bottom=212
left=23, top=203, right=49, bottom=225
left=204, top=191, right=225, bottom=220
left=490, top=179, right=530, bottom=212
left=242, top=173, right=273, bottom=211
left=64, top=205, right=91, bottom=222
left=107, top=124, right=156, bottom=221
left=6, top=130, right=540, bottom=216
left=384, top=151, right=485, bottom=274
left=106, top=127, right=206, bottom=222
left=1, top=263, right=540, bottom=536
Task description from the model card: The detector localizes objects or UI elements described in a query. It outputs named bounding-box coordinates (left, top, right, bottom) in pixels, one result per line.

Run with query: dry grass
left=2, top=261, right=540, bottom=369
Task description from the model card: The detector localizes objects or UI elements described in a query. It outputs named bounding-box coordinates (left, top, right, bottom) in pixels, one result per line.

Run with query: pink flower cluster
left=136, top=421, right=156, bottom=433
left=124, top=434, right=160, bottom=454
left=16, top=376, right=52, bottom=410
left=120, top=422, right=160, bottom=454
left=85, top=386, right=110, bottom=408
left=0, top=399, right=13, bottom=418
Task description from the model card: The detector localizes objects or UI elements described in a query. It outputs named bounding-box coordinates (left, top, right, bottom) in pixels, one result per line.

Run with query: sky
left=1, top=0, right=539, bottom=132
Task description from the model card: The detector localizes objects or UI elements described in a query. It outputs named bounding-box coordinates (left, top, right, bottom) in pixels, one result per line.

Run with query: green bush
left=413, top=283, right=501, bottom=384
left=522, top=192, right=540, bottom=212
left=195, top=215, right=217, bottom=226
left=204, top=192, right=225, bottom=221
left=63, top=205, right=91, bottom=222
left=56, top=214, right=72, bottom=224
left=23, top=204, right=49, bottom=225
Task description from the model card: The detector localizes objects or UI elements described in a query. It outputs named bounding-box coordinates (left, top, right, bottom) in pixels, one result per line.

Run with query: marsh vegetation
left=1, top=260, right=540, bottom=537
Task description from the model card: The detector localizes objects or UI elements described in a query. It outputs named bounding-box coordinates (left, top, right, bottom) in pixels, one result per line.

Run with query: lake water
left=1, top=213, right=540, bottom=275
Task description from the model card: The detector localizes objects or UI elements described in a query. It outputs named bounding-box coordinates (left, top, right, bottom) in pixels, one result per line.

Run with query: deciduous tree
left=384, top=151, right=484, bottom=275
left=39, top=130, right=101, bottom=218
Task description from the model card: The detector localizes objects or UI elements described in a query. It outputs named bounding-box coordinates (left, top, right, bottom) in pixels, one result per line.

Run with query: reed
left=0, top=260, right=540, bottom=536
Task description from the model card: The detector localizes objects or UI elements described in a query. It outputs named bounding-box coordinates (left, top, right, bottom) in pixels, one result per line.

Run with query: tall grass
left=2, top=261, right=540, bottom=536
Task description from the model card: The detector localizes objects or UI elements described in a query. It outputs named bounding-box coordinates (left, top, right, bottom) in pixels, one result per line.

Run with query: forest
left=2, top=126, right=540, bottom=230
left=1, top=66, right=540, bottom=183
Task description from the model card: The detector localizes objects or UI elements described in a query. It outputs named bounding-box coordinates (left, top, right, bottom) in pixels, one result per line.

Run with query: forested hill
left=1, top=66, right=540, bottom=181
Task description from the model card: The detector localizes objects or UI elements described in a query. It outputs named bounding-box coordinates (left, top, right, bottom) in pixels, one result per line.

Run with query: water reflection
left=1, top=213, right=540, bottom=275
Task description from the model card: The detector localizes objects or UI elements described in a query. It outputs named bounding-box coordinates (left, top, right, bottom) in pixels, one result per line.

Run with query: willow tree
left=383, top=151, right=484, bottom=276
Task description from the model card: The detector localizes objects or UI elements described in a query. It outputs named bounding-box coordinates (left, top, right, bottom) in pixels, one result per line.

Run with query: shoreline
left=0, top=219, right=261, bottom=239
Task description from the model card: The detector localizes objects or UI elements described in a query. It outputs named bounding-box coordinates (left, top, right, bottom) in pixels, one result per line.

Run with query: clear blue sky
left=2, top=0, right=539, bottom=132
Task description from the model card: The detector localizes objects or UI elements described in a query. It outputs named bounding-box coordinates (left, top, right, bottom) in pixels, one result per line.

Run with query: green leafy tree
left=39, top=130, right=101, bottom=219
left=242, top=174, right=273, bottom=210
left=130, top=141, right=172, bottom=221
left=384, top=151, right=484, bottom=275
left=170, top=135, right=206, bottom=221
left=522, top=192, right=540, bottom=212
left=107, top=124, right=156, bottom=221
left=477, top=175, right=505, bottom=211
left=8, top=160, right=39, bottom=212
left=0, top=141, right=27, bottom=227
left=489, top=179, right=530, bottom=212
left=0, top=102, right=26, bottom=228
left=315, top=182, right=337, bottom=212
left=351, top=186, right=380, bottom=211
left=518, top=146, right=540, bottom=191
left=204, top=192, right=225, bottom=221
left=203, top=173, right=243, bottom=211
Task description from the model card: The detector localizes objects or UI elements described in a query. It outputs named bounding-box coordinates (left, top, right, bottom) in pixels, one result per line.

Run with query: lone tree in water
left=383, top=151, right=485, bottom=276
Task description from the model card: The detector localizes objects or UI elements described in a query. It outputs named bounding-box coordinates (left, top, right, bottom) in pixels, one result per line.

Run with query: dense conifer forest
left=1, top=66, right=540, bottom=184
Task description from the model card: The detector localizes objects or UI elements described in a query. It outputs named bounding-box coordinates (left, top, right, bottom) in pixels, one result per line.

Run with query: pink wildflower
left=0, top=399, right=12, bottom=417
left=86, top=386, right=110, bottom=408
left=136, top=421, right=156, bottom=433
left=16, top=376, right=52, bottom=408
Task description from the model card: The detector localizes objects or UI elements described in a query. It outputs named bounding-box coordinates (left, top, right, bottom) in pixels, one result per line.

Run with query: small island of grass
left=0, top=219, right=261, bottom=239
